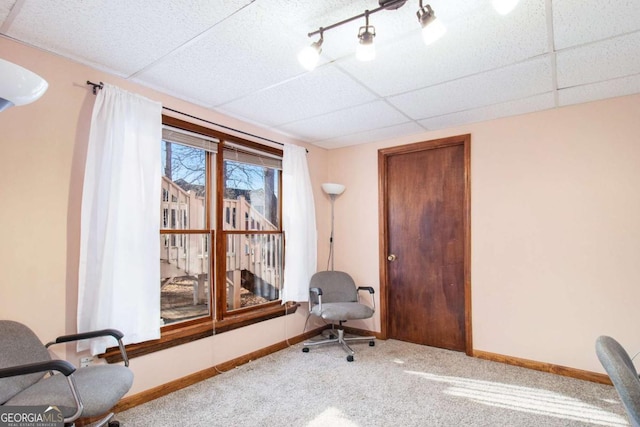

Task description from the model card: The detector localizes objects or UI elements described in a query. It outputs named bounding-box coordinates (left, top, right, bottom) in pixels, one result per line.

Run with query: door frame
left=378, top=134, right=472, bottom=355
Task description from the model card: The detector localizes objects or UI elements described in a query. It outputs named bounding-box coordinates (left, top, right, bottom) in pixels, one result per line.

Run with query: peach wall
left=0, top=37, right=328, bottom=395
left=328, top=93, right=640, bottom=373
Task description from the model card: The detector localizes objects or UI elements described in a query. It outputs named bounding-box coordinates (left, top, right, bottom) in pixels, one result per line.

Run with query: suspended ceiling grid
left=1, top=0, right=639, bottom=149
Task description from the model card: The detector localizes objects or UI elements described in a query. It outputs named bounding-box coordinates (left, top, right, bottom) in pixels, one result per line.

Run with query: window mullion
left=215, top=141, right=226, bottom=321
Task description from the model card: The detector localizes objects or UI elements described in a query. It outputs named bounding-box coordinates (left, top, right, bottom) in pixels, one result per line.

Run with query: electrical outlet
left=80, top=356, right=93, bottom=368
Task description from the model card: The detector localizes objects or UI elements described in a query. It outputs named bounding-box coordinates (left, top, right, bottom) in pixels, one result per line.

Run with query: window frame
left=100, top=115, right=296, bottom=363
left=217, top=146, right=283, bottom=318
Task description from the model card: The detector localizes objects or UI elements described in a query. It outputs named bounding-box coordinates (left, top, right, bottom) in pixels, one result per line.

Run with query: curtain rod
left=86, top=80, right=306, bottom=151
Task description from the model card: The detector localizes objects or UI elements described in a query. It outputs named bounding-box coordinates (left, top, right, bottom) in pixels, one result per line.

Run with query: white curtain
left=77, top=84, right=162, bottom=355
left=281, top=144, right=317, bottom=303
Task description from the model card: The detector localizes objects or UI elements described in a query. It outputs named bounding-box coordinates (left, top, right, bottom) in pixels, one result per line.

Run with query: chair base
left=302, top=327, right=375, bottom=361
left=66, top=412, right=116, bottom=427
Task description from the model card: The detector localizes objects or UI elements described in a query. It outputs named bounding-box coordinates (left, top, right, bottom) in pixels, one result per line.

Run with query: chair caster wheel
left=302, top=347, right=309, bottom=353
left=347, top=355, right=354, bottom=362
left=108, top=421, right=120, bottom=427
left=369, top=341, right=375, bottom=346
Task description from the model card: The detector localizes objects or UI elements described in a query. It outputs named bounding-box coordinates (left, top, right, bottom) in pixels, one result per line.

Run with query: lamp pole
left=329, top=193, right=337, bottom=271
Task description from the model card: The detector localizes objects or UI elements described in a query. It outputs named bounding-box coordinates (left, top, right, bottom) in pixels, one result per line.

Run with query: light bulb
left=298, top=46, right=320, bottom=71
left=356, top=26, right=376, bottom=62
left=422, top=18, right=446, bottom=45
left=297, top=39, right=323, bottom=71
left=356, top=42, right=376, bottom=61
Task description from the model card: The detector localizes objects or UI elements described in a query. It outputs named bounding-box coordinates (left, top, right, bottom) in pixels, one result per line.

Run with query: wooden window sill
left=100, top=302, right=299, bottom=363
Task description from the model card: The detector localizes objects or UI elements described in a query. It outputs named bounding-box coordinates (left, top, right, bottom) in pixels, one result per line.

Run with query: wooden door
left=379, top=135, right=471, bottom=353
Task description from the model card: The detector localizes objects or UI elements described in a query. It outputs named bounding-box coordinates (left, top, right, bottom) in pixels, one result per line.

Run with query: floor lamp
left=322, top=183, right=346, bottom=271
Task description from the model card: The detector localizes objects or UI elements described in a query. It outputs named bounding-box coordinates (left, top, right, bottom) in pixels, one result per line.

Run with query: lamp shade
left=322, top=183, right=346, bottom=195
left=0, top=58, right=48, bottom=112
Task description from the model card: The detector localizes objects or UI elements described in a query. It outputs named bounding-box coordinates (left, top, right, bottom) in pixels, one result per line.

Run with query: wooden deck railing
left=224, top=196, right=282, bottom=310
left=161, top=195, right=282, bottom=311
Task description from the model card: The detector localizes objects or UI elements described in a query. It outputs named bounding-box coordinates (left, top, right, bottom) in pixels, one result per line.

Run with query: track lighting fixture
left=356, top=11, right=376, bottom=62
left=298, top=33, right=323, bottom=71
left=299, top=0, right=447, bottom=70
left=417, top=0, right=446, bottom=45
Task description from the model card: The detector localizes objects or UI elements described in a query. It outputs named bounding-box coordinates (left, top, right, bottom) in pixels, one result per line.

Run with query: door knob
left=387, top=254, right=397, bottom=261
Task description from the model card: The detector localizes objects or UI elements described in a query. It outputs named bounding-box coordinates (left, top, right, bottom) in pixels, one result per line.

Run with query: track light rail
left=299, top=0, right=443, bottom=70
left=307, top=0, right=408, bottom=38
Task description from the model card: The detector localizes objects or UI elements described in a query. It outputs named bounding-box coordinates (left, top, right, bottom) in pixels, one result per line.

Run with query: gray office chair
left=595, top=335, right=640, bottom=427
left=0, top=320, right=133, bottom=427
left=302, top=271, right=376, bottom=361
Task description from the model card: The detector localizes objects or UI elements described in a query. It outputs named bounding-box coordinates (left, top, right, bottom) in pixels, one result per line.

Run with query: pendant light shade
left=0, top=58, right=48, bottom=112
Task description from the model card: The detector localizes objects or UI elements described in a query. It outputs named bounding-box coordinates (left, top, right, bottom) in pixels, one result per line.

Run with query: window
left=102, top=116, right=292, bottom=362
left=160, top=117, right=283, bottom=329
left=222, top=146, right=282, bottom=313
left=161, top=137, right=211, bottom=326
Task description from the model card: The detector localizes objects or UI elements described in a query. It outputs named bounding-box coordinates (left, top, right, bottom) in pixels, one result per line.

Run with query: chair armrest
left=46, top=329, right=129, bottom=367
left=50, top=329, right=124, bottom=344
left=357, top=286, right=376, bottom=311
left=309, top=287, right=323, bottom=312
left=0, top=360, right=84, bottom=423
left=0, top=359, right=76, bottom=378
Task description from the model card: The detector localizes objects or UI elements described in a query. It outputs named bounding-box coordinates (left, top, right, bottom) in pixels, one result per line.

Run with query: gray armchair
left=302, top=271, right=376, bottom=361
left=595, top=335, right=640, bottom=427
left=0, top=320, right=133, bottom=427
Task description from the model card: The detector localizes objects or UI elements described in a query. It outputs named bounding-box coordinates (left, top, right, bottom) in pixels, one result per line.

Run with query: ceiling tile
left=388, top=56, right=553, bottom=120
left=217, top=65, right=377, bottom=127
left=280, top=100, right=409, bottom=141
left=558, top=74, right=640, bottom=107
left=338, top=0, right=547, bottom=97
left=0, top=0, right=15, bottom=24
left=3, top=0, right=253, bottom=77
left=418, top=92, right=555, bottom=130
left=553, top=0, right=640, bottom=50
left=133, top=2, right=309, bottom=107
left=313, top=122, right=427, bottom=149
left=556, top=32, right=640, bottom=89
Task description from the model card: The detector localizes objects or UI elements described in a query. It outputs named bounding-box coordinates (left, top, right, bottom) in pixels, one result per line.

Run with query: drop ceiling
left=1, top=0, right=639, bottom=149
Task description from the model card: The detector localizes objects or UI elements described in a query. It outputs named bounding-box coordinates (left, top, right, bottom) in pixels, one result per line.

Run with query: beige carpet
left=116, top=338, right=629, bottom=426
